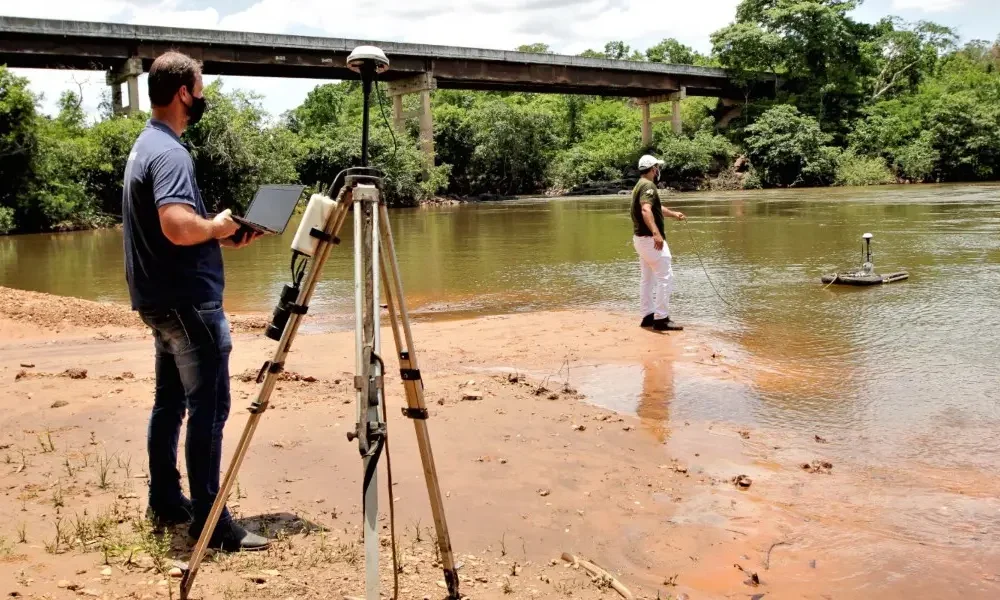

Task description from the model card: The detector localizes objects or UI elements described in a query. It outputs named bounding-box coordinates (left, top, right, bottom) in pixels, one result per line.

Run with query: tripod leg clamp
left=354, top=375, right=384, bottom=390
left=288, top=303, right=308, bottom=315
left=310, top=227, right=339, bottom=245
left=400, top=368, right=422, bottom=381
left=401, top=407, right=429, bottom=420
left=256, top=360, right=284, bottom=384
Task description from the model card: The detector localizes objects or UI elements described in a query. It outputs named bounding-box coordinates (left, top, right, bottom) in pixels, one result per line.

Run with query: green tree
left=712, top=0, right=874, bottom=135
left=185, top=81, right=302, bottom=212
left=864, top=18, right=957, bottom=101
left=86, top=115, right=147, bottom=215
left=55, top=90, right=86, bottom=134
left=285, top=82, right=354, bottom=133
left=468, top=100, right=559, bottom=195
left=602, top=41, right=640, bottom=61
left=743, top=105, right=837, bottom=187
left=646, top=38, right=699, bottom=65
left=516, top=43, right=552, bottom=54
left=0, top=67, right=39, bottom=232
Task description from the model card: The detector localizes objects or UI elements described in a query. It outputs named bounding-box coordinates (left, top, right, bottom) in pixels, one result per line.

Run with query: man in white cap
left=631, top=154, right=685, bottom=331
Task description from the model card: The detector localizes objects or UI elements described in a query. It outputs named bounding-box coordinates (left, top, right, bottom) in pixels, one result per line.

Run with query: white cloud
left=891, top=0, right=964, bottom=12
left=0, top=0, right=130, bottom=22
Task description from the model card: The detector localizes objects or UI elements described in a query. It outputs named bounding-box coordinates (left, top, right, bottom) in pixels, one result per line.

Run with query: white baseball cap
left=638, top=154, right=664, bottom=170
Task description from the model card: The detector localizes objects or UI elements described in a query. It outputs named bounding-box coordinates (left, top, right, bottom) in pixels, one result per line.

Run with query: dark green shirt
left=631, top=178, right=664, bottom=237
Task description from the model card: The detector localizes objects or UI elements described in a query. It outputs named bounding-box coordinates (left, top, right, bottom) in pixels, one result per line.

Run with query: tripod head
left=347, top=46, right=389, bottom=167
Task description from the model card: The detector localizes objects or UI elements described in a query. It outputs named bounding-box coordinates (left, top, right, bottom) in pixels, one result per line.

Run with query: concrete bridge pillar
left=106, top=57, right=143, bottom=116
left=386, top=73, right=437, bottom=169
left=634, top=87, right=686, bottom=147
left=716, top=98, right=743, bottom=128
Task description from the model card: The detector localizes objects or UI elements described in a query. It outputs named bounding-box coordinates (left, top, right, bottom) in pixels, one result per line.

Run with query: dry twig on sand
left=561, top=552, right=633, bottom=600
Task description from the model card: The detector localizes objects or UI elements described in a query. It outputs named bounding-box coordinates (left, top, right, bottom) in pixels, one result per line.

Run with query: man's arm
left=158, top=204, right=237, bottom=246
left=641, top=203, right=665, bottom=249
left=661, top=206, right=686, bottom=221
left=150, top=148, right=239, bottom=245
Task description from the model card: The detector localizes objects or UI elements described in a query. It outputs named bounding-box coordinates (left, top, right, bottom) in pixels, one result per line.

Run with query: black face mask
left=186, top=95, right=206, bottom=126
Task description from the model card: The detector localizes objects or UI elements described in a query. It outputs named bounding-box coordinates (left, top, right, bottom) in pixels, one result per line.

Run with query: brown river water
left=3, top=183, right=1000, bottom=592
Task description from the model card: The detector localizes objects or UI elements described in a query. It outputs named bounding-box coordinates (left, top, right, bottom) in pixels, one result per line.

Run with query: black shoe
left=640, top=313, right=655, bottom=328
left=191, top=521, right=271, bottom=552
left=146, top=497, right=193, bottom=529
left=653, top=317, right=683, bottom=331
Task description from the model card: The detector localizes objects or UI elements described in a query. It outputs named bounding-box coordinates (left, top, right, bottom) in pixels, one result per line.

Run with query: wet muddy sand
left=1, top=286, right=997, bottom=599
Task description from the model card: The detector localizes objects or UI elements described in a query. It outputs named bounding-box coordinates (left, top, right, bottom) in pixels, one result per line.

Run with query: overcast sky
left=2, top=0, right=997, bottom=121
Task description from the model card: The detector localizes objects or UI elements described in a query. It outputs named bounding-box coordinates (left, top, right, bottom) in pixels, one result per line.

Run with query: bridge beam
left=386, top=73, right=437, bottom=168
left=634, top=87, right=685, bottom=146
left=106, top=57, right=142, bottom=116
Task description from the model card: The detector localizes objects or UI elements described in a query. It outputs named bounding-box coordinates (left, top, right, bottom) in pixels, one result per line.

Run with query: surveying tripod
left=180, top=47, right=460, bottom=600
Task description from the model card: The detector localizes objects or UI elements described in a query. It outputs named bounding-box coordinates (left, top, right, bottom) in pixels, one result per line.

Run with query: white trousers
left=633, top=235, right=673, bottom=320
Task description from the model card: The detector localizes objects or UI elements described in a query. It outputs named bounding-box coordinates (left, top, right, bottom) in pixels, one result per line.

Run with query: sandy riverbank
left=1, top=286, right=998, bottom=600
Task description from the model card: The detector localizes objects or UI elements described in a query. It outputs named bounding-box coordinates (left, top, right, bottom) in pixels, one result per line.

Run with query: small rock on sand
left=538, top=489, right=550, bottom=497
left=100, top=567, right=112, bottom=576
left=462, top=390, right=483, bottom=401
left=572, top=424, right=586, bottom=431
left=56, top=580, right=74, bottom=589
left=733, top=474, right=753, bottom=489
left=62, top=368, right=87, bottom=379
left=51, top=400, right=69, bottom=408
left=19, top=363, right=34, bottom=368
left=168, top=567, right=183, bottom=578
left=801, top=460, right=833, bottom=474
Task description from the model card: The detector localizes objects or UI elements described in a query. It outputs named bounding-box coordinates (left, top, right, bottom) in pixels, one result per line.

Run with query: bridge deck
left=0, top=17, right=768, bottom=99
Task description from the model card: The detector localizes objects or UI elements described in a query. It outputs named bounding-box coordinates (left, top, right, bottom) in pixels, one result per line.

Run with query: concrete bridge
left=0, top=16, right=771, bottom=163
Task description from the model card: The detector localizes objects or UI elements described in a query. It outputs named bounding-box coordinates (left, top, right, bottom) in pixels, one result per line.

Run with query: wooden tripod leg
left=180, top=197, right=351, bottom=600
left=377, top=204, right=460, bottom=599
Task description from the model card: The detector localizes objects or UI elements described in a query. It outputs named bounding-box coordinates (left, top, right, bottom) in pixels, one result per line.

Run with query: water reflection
left=637, top=357, right=673, bottom=443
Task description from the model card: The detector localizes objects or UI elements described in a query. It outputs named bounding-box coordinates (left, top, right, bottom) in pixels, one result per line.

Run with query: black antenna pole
left=359, top=62, right=375, bottom=167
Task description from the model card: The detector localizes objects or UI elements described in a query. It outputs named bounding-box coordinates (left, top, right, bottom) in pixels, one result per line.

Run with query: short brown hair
left=148, top=51, right=202, bottom=107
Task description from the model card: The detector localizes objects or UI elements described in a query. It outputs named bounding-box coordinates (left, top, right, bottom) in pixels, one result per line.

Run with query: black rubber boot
left=653, top=317, right=683, bottom=331
left=190, top=521, right=271, bottom=552
left=146, top=497, right=193, bottom=530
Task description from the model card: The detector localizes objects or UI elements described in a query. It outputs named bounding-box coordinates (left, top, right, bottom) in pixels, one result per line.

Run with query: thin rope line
left=682, top=220, right=737, bottom=309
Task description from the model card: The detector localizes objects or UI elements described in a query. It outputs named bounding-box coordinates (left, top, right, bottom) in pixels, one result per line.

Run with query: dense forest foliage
left=2, top=0, right=999, bottom=234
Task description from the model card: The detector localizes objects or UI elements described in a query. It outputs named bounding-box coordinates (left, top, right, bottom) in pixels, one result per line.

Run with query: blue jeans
left=138, top=301, right=233, bottom=534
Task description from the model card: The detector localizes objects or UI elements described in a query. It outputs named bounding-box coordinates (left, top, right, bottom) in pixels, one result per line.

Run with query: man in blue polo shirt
left=122, top=51, right=268, bottom=551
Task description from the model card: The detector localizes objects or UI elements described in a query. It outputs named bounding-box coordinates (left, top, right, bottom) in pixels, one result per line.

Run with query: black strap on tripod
left=401, top=407, right=428, bottom=420
left=361, top=431, right=385, bottom=510
left=255, top=360, right=284, bottom=384
left=399, top=351, right=423, bottom=383
left=309, top=227, right=340, bottom=245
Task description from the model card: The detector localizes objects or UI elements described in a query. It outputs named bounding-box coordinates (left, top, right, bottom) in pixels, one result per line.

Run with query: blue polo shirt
left=122, top=119, right=224, bottom=310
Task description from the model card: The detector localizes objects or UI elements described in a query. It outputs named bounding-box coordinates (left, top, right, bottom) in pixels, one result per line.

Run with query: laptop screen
left=244, top=184, right=305, bottom=233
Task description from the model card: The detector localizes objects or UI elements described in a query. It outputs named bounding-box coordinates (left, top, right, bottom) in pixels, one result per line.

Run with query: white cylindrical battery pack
left=291, top=193, right=336, bottom=256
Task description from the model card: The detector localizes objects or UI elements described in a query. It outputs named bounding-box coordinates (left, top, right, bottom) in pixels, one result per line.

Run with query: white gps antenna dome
left=347, top=46, right=390, bottom=74
left=863, top=232, right=873, bottom=239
